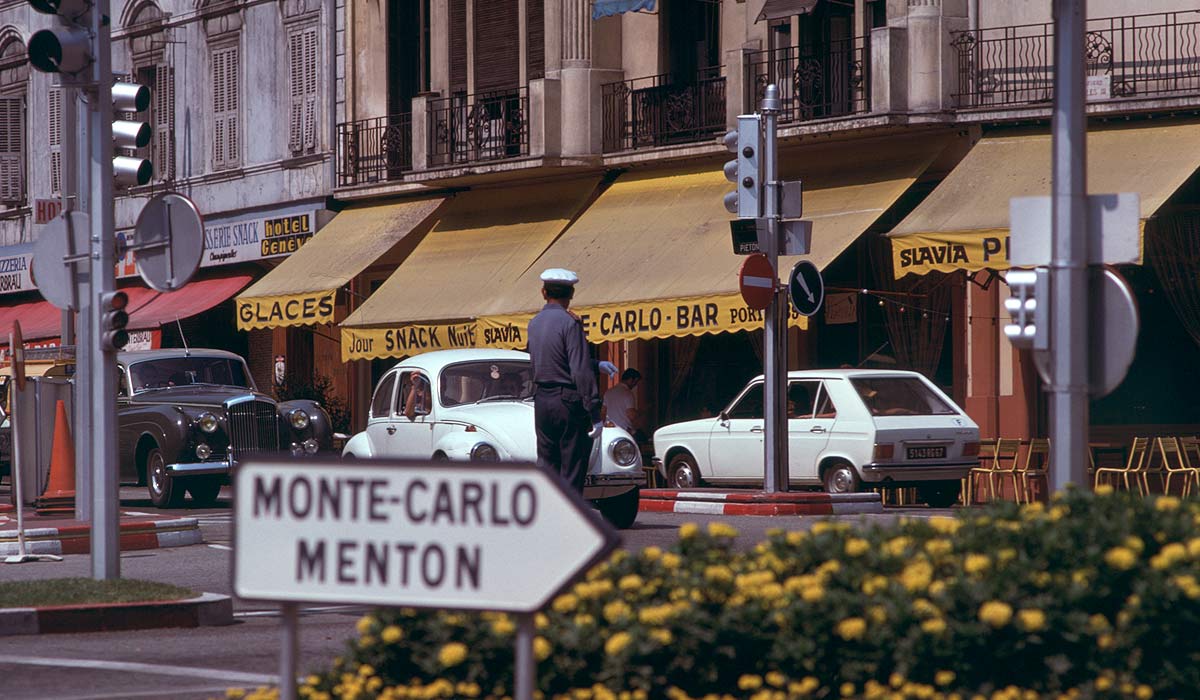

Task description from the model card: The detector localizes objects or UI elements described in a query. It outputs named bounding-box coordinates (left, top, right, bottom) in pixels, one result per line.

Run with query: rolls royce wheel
left=918, top=480, right=962, bottom=508
left=597, top=486, right=639, bottom=529
left=187, top=477, right=222, bottom=507
left=667, top=453, right=701, bottom=489
left=822, top=460, right=861, bottom=495
left=146, top=447, right=184, bottom=508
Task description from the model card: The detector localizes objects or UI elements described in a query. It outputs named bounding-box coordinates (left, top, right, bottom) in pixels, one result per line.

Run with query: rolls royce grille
left=227, top=400, right=280, bottom=458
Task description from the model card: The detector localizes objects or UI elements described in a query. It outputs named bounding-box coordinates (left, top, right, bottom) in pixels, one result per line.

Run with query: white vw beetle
left=652, top=369, right=980, bottom=507
left=343, top=349, right=644, bottom=527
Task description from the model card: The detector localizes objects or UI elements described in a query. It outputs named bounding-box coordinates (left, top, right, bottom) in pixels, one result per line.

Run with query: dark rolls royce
left=117, top=349, right=332, bottom=507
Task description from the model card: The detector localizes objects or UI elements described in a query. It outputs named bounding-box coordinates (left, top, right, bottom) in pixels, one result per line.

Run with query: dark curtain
left=869, top=239, right=954, bottom=377
left=1148, top=213, right=1200, bottom=351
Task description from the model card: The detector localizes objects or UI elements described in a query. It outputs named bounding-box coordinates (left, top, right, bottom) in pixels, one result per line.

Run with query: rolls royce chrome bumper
left=165, top=459, right=232, bottom=477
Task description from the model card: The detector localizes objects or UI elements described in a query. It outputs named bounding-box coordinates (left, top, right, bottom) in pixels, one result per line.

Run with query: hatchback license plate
left=907, top=446, right=946, bottom=460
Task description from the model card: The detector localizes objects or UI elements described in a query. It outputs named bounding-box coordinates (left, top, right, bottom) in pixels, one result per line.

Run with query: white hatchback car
left=652, top=369, right=980, bottom=507
left=342, top=349, right=645, bottom=527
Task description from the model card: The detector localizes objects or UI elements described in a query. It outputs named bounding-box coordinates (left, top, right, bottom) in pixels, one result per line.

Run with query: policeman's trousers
left=534, top=385, right=593, bottom=494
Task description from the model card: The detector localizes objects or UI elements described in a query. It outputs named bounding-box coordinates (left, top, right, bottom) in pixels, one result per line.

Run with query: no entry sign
left=739, top=253, right=776, bottom=310
left=233, top=459, right=619, bottom=613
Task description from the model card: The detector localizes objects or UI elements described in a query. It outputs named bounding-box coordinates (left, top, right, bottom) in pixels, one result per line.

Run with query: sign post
left=233, top=459, right=619, bottom=699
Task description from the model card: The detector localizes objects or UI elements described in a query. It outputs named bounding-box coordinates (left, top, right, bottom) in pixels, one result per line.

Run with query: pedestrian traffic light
left=26, top=0, right=94, bottom=81
left=723, top=114, right=762, bottom=218
left=1003, top=268, right=1048, bottom=351
left=99, top=291, right=130, bottom=352
left=113, top=81, right=153, bottom=187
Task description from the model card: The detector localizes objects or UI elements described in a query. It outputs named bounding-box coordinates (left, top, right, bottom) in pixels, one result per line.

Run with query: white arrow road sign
left=233, top=459, right=619, bottom=613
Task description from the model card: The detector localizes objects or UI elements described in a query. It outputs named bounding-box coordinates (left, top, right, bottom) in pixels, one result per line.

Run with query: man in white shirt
left=602, top=368, right=641, bottom=435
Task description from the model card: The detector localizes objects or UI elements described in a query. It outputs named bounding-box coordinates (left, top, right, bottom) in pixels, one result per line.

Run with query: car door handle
left=750, top=426, right=764, bottom=433
left=386, top=426, right=396, bottom=435
left=809, top=426, right=826, bottom=434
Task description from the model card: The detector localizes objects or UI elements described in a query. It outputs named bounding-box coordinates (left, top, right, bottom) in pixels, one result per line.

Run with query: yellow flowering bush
left=282, top=490, right=1200, bottom=700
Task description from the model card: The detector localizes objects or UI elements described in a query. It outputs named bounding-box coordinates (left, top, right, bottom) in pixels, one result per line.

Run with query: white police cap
left=540, top=268, right=579, bottom=286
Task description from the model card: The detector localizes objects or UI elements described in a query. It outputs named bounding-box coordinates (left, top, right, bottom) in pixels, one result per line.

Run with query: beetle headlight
left=470, top=443, right=500, bottom=462
left=289, top=409, right=311, bottom=430
left=609, top=437, right=640, bottom=467
left=197, top=412, right=218, bottom=434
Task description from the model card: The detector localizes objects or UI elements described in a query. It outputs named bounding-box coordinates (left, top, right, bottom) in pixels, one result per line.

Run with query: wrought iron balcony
left=745, top=37, right=870, bottom=123
left=601, top=67, right=726, bottom=153
left=952, top=11, right=1200, bottom=109
left=336, top=113, right=412, bottom=187
left=428, top=87, right=529, bottom=167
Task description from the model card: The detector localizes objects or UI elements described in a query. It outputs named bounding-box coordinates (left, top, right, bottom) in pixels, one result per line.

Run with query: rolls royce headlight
left=609, top=437, right=640, bottom=467
left=470, top=443, right=500, bottom=462
left=197, top=412, right=218, bottom=434
left=289, top=409, right=311, bottom=430
left=195, top=443, right=212, bottom=459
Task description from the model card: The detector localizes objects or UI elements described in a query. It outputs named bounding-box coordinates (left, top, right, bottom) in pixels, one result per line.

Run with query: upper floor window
left=211, top=42, right=241, bottom=170
left=127, top=2, right=175, bottom=181
left=0, top=35, right=27, bottom=208
left=287, top=24, right=318, bottom=155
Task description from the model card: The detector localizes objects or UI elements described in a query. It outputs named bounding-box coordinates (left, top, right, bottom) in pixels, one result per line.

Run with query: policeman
left=527, top=268, right=616, bottom=493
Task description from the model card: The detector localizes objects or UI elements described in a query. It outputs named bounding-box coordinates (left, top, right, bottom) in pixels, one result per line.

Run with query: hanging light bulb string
left=858, top=288, right=951, bottom=322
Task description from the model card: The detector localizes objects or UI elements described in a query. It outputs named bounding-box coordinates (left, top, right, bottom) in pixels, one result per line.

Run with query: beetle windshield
left=129, top=357, right=252, bottom=393
left=440, top=360, right=534, bottom=407
left=850, top=377, right=957, bottom=417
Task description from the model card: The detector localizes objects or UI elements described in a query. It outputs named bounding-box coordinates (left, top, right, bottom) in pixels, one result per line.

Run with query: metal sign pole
left=89, top=0, right=120, bottom=580
left=760, top=84, right=788, bottom=493
left=75, top=89, right=93, bottom=523
left=1048, top=0, right=1090, bottom=491
left=514, top=612, right=534, bottom=700
left=279, top=603, right=299, bottom=700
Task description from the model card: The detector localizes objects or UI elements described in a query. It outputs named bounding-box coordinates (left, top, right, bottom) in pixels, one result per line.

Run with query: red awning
left=123, top=274, right=253, bottom=330
left=0, top=298, right=66, bottom=341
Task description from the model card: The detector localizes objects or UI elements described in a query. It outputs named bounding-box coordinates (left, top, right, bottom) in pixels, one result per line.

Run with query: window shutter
left=473, top=0, right=520, bottom=92
left=48, top=89, right=61, bottom=195
left=288, top=31, right=303, bottom=153
left=0, top=96, right=24, bottom=205
left=226, top=45, right=240, bottom=166
left=155, top=65, right=175, bottom=180
left=302, top=27, right=318, bottom=151
left=212, top=48, right=226, bottom=168
left=449, top=0, right=467, bottom=93
left=212, top=44, right=240, bottom=169
left=527, top=0, right=544, bottom=81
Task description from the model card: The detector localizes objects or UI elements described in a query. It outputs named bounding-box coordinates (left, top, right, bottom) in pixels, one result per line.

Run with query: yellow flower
left=801, top=583, right=825, bottom=602
left=618, top=575, right=644, bottom=592
left=844, top=538, right=871, bottom=557
left=964, top=554, right=991, bottom=574
left=355, top=615, right=376, bottom=636
left=929, top=516, right=961, bottom=534
left=868, top=605, right=888, bottom=624
left=925, top=538, right=953, bottom=557
left=1104, top=546, right=1137, bottom=570
left=1152, top=542, right=1187, bottom=570
left=604, top=631, right=632, bottom=656
left=1095, top=676, right=1114, bottom=691
left=1048, top=505, right=1069, bottom=521
left=704, top=565, right=735, bottom=584
left=603, top=600, right=633, bottom=623
left=661, top=553, right=682, bottom=570
left=913, top=598, right=939, bottom=618
left=928, top=580, right=947, bottom=597
left=1017, top=609, right=1046, bottom=632
left=785, top=531, right=806, bottom=545
left=642, top=546, right=662, bottom=561
left=533, top=636, right=552, bottom=661
left=1135, top=685, right=1153, bottom=699
left=357, top=635, right=375, bottom=648
left=574, top=614, right=595, bottom=627
left=536, top=612, right=549, bottom=629
left=921, top=617, right=947, bottom=635
left=1088, top=614, right=1110, bottom=632
left=491, top=615, right=516, bottom=636
left=811, top=521, right=834, bottom=535
left=738, top=675, right=764, bottom=690
left=883, top=537, right=911, bottom=557
left=835, top=616, right=867, bottom=641
left=707, top=522, right=739, bottom=538
left=840, top=682, right=856, bottom=697
left=862, top=575, right=889, bottom=596
left=649, top=628, right=673, bottom=645
left=1155, top=496, right=1180, bottom=511
left=935, top=670, right=956, bottom=687
left=552, top=593, right=579, bottom=613
left=679, top=523, right=699, bottom=539
left=437, top=642, right=468, bottom=667
left=979, top=601, right=1014, bottom=628
left=1187, top=537, right=1200, bottom=557
left=900, top=560, right=934, bottom=592
left=765, top=671, right=786, bottom=688
left=381, top=625, right=403, bottom=644
left=1094, top=483, right=1114, bottom=495
left=1097, top=634, right=1114, bottom=649
left=1124, top=536, right=1145, bottom=553
left=638, top=604, right=676, bottom=626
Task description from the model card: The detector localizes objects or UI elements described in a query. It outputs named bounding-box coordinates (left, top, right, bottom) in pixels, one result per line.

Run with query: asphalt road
left=0, top=485, right=950, bottom=700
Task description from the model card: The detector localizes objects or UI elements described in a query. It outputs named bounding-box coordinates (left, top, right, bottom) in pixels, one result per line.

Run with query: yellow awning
left=475, top=133, right=951, bottom=347
left=235, top=199, right=443, bottom=330
left=339, top=177, right=600, bottom=361
left=889, top=120, right=1200, bottom=278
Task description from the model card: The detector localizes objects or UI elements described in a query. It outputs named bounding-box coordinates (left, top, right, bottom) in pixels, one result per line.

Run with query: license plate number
left=907, top=446, right=946, bottom=460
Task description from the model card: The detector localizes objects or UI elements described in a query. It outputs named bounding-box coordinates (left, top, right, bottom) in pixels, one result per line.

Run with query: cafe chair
left=1015, top=438, right=1050, bottom=504
left=1094, top=437, right=1149, bottom=492
left=974, top=438, right=1021, bottom=502
left=966, top=438, right=998, bottom=505
left=1166, top=437, right=1200, bottom=497
left=1133, top=438, right=1173, bottom=496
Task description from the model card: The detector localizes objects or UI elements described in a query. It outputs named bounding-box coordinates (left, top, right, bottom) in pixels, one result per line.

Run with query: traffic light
left=723, top=114, right=762, bottom=218
left=99, top=291, right=130, bottom=351
left=113, top=81, right=153, bottom=187
left=26, top=0, right=94, bottom=81
left=1003, top=268, right=1048, bottom=351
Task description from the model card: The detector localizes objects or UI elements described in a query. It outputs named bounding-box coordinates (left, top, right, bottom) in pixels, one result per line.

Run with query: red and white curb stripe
left=639, top=489, right=883, bottom=516
left=0, top=517, right=202, bottom=557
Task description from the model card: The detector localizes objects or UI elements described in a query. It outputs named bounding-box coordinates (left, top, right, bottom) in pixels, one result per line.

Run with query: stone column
left=529, top=78, right=562, bottom=157
left=871, top=25, right=908, bottom=113
left=559, top=0, right=599, bottom=156
left=411, top=93, right=436, bottom=170
left=429, top=0, right=451, bottom=98
left=907, top=0, right=968, bottom=112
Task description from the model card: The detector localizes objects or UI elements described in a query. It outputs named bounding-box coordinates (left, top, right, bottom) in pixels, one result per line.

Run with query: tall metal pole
left=89, top=0, right=120, bottom=579
left=62, top=87, right=76, bottom=348
left=513, top=612, right=534, bottom=700
left=1048, top=0, right=1089, bottom=491
left=761, top=85, right=788, bottom=493
left=63, top=88, right=90, bottom=521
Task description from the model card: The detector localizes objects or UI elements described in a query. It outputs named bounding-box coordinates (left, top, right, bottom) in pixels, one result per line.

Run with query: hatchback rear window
left=850, top=377, right=957, bottom=416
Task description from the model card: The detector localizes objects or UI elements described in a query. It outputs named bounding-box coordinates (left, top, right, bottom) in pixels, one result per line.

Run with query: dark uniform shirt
left=527, top=302, right=601, bottom=421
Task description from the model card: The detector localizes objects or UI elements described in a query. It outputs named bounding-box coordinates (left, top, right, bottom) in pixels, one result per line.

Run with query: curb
left=0, top=592, right=234, bottom=636
left=639, top=489, right=884, bottom=516
left=0, top=517, right=202, bottom=556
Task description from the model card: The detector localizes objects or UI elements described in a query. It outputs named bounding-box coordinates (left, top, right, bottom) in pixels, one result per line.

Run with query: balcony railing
left=336, top=113, right=412, bottom=187
left=952, top=11, right=1200, bottom=109
left=601, top=67, right=726, bottom=153
left=745, top=37, right=870, bottom=123
left=428, top=87, right=529, bottom=167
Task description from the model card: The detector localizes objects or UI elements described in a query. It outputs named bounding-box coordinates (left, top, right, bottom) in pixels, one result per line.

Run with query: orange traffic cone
left=35, top=400, right=76, bottom=515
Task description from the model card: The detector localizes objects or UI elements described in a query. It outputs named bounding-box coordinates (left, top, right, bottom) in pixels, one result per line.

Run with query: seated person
left=404, top=374, right=430, bottom=421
